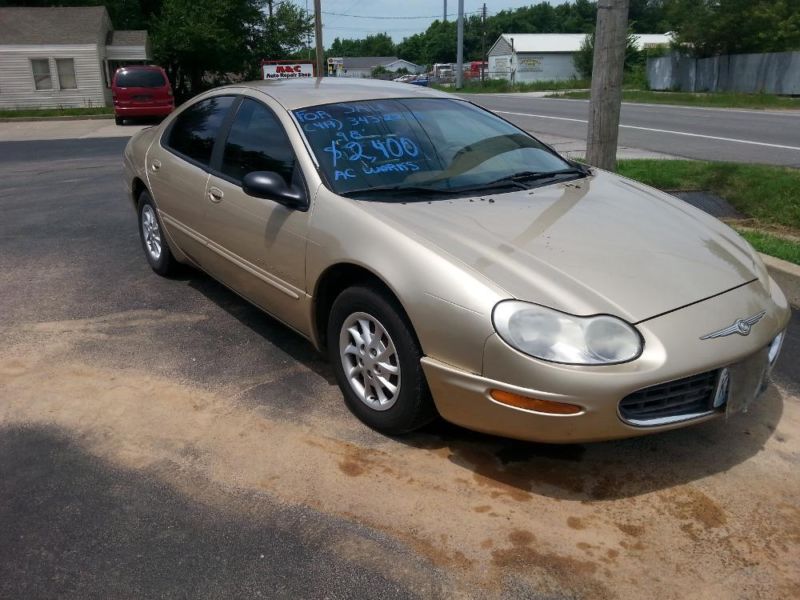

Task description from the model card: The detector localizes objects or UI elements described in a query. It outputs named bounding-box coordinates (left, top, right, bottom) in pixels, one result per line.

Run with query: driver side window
left=221, top=98, right=297, bottom=185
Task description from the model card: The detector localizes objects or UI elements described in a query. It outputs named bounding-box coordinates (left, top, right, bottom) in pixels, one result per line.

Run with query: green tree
left=666, top=0, right=800, bottom=57
left=151, top=0, right=311, bottom=98
left=255, top=0, right=314, bottom=68
left=573, top=31, right=646, bottom=78
left=329, top=33, right=396, bottom=57
left=322, top=1, right=673, bottom=69
left=396, top=32, right=427, bottom=65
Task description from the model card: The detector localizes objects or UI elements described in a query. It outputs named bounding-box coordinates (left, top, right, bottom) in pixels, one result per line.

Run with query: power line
left=321, top=10, right=482, bottom=20
left=324, top=26, right=424, bottom=31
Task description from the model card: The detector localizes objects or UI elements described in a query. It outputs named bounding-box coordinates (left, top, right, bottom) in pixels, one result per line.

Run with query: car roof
left=223, top=78, right=452, bottom=110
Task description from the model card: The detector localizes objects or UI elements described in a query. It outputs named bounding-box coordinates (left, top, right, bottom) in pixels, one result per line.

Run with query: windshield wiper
left=340, top=166, right=589, bottom=200
left=341, top=184, right=461, bottom=199
left=448, top=167, right=589, bottom=196
left=493, top=167, right=589, bottom=187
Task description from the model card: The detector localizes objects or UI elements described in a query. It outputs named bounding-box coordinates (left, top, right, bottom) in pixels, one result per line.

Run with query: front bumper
left=422, top=278, right=791, bottom=443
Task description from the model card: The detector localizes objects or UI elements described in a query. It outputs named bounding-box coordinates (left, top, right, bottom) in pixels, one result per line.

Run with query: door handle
left=150, top=159, right=161, bottom=172
left=208, top=187, right=224, bottom=203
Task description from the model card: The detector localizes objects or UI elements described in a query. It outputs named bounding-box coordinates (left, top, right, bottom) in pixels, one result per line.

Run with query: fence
left=647, top=51, right=800, bottom=95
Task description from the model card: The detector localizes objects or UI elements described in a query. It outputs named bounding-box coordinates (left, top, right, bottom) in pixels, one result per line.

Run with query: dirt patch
left=662, top=487, right=728, bottom=529
left=492, top=529, right=608, bottom=598
left=616, top=523, right=645, bottom=537
left=2, top=313, right=800, bottom=599
left=568, top=516, right=587, bottom=530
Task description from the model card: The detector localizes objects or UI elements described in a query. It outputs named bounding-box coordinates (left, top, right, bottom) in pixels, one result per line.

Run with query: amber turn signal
left=489, top=389, right=582, bottom=415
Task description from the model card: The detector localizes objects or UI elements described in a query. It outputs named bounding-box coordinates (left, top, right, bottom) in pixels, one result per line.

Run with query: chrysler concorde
left=123, top=78, right=790, bottom=443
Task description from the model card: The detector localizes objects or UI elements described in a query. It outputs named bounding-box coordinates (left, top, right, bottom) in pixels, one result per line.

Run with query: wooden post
left=314, top=0, right=324, bottom=78
left=586, top=0, right=629, bottom=171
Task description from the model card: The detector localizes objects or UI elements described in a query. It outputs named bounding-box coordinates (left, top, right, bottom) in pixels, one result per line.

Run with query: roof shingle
left=0, top=6, right=109, bottom=45
left=107, top=30, right=148, bottom=46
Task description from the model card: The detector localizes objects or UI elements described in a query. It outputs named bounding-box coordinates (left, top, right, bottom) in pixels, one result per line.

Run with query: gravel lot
left=1, top=135, right=798, bottom=599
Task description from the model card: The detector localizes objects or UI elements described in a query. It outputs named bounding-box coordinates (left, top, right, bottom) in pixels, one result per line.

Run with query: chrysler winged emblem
left=700, top=311, right=766, bottom=340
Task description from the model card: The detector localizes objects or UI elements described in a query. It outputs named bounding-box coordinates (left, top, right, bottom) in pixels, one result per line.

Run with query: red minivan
left=112, top=65, right=174, bottom=125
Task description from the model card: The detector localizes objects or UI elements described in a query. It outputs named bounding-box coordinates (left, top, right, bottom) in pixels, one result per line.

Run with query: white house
left=0, top=6, right=151, bottom=110
left=329, top=56, right=424, bottom=78
left=487, top=33, right=672, bottom=83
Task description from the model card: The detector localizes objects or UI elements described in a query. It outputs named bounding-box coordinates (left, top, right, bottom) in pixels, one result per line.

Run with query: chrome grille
left=619, top=370, right=720, bottom=426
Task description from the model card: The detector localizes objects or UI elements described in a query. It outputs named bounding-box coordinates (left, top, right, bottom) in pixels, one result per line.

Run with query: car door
left=200, top=96, right=312, bottom=331
left=146, top=94, right=237, bottom=265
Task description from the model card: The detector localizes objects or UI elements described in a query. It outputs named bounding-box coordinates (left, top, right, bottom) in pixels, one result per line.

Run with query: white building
left=487, top=33, right=672, bottom=83
left=329, top=56, right=424, bottom=78
left=0, top=6, right=151, bottom=110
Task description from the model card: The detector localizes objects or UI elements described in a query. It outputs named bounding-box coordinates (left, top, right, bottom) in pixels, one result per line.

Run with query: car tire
left=328, top=285, right=436, bottom=435
left=115, top=116, right=124, bottom=126
left=137, top=190, right=177, bottom=276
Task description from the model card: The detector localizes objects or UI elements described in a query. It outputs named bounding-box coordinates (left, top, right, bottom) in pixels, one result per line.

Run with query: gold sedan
left=123, top=78, right=791, bottom=443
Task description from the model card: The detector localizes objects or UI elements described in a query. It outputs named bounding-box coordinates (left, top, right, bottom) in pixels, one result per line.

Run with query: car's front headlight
left=492, top=301, right=643, bottom=365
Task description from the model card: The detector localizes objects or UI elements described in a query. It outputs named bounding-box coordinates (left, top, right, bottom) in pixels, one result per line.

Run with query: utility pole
left=510, top=37, right=515, bottom=85
left=586, top=0, right=630, bottom=171
left=306, top=0, right=311, bottom=61
left=455, top=0, right=464, bottom=88
left=443, top=0, right=447, bottom=22
left=314, top=0, right=324, bottom=78
left=481, top=3, right=487, bottom=83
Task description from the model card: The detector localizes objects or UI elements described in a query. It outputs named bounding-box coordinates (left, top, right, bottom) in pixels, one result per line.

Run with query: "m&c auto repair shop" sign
left=261, top=61, right=315, bottom=79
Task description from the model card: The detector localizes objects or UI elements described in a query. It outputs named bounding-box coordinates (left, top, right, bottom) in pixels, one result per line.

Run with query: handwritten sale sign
left=262, top=63, right=314, bottom=79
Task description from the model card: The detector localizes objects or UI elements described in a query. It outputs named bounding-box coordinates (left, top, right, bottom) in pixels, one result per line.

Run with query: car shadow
left=178, top=267, right=337, bottom=385
left=0, top=425, right=439, bottom=598
left=172, top=266, right=790, bottom=503
left=397, top=386, right=783, bottom=502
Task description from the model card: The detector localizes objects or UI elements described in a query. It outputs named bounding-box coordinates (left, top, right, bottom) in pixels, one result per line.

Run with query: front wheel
left=328, top=286, right=436, bottom=435
left=115, top=116, right=124, bottom=126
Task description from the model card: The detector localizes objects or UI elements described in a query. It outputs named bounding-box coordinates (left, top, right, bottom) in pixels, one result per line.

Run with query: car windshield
left=294, top=98, right=578, bottom=199
left=116, top=69, right=166, bottom=88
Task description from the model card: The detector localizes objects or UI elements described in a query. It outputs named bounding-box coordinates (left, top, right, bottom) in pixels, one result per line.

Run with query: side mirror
left=242, top=171, right=306, bottom=210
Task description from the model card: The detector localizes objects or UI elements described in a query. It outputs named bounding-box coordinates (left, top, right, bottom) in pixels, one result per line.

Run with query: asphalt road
left=464, top=95, right=800, bottom=166
left=1, top=136, right=799, bottom=599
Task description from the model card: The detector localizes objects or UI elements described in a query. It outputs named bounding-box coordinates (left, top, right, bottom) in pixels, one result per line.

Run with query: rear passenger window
left=115, top=69, right=166, bottom=88
left=167, top=96, right=235, bottom=166
left=221, top=98, right=296, bottom=185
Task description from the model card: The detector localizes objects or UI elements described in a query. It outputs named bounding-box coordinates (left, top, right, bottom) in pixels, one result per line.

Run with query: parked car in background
left=394, top=74, right=429, bottom=87
left=112, top=65, right=174, bottom=125
left=123, top=79, right=789, bottom=443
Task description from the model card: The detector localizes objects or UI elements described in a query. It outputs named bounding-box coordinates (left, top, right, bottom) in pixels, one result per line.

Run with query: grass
left=546, top=89, right=800, bottom=110
left=736, top=230, right=800, bottom=266
left=615, top=160, right=800, bottom=232
left=0, top=106, right=114, bottom=118
left=433, top=78, right=590, bottom=94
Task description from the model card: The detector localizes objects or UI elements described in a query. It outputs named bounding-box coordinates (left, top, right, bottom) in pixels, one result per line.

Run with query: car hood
left=357, top=170, right=759, bottom=323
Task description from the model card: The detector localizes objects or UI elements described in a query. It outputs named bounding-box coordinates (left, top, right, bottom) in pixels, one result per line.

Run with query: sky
left=291, top=0, right=568, bottom=47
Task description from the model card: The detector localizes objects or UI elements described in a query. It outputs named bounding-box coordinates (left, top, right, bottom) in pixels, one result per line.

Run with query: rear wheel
left=137, top=191, right=177, bottom=276
left=328, top=286, right=436, bottom=435
left=115, top=116, right=124, bottom=126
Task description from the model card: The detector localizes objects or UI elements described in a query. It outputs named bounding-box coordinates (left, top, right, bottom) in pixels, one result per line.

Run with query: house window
left=31, top=59, right=52, bottom=90
left=56, top=58, right=77, bottom=89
